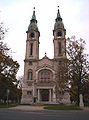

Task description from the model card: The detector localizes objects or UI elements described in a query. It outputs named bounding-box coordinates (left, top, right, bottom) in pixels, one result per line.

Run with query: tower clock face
left=30, top=32, right=35, bottom=38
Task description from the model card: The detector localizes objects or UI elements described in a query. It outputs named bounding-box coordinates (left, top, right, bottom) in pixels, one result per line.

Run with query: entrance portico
left=37, top=86, right=56, bottom=103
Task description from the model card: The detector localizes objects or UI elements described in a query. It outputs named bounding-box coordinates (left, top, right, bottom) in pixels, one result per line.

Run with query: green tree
left=67, top=36, right=89, bottom=106
left=0, top=21, right=21, bottom=103
left=0, top=76, right=22, bottom=103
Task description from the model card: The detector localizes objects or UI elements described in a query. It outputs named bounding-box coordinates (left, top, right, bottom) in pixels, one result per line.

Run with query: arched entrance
left=40, top=89, right=49, bottom=101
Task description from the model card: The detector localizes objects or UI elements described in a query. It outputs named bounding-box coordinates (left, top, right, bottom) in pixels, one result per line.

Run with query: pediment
left=38, top=56, right=53, bottom=67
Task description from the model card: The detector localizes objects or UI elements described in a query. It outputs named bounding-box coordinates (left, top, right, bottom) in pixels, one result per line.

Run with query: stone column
left=53, top=86, right=56, bottom=102
left=49, top=89, right=51, bottom=102
left=38, top=89, right=40, bottom=102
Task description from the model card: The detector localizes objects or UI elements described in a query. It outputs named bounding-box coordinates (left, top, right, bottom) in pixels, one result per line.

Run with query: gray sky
left=0, top=0, right=89, bottom=78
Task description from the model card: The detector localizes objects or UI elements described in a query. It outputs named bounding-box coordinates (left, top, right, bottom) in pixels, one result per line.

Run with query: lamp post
left=6, top=89, right=10, bottom=108
left=33, top=80, right=37, bottom=104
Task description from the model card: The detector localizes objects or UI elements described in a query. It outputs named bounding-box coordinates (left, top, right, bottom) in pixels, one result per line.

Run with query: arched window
left=41, top=71, right=50, bottom=79
left=28, top=70, right=33, bottom=80
left=38, top=69, right=53, bottom=82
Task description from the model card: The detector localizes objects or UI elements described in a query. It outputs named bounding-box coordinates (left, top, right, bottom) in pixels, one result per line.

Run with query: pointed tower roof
left=54, top=6, right=64, bottom=30
left=28, top=7, right=39, bottom=31
left=56, top=6, right=62, bottom=22
left=31, top=7, right=36, bottom=20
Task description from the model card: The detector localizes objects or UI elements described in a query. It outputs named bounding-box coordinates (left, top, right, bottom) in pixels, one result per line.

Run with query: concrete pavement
left=9, top=105, right=89, bottom=111
left=9, top=105, right=44, bottom=111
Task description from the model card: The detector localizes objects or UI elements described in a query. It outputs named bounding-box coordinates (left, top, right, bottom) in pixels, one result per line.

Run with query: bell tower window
left=59, top=42, right=61, bottom=55
left=28, top=71, right=33, bottom=80
left=30, top=43, right=33, bottom=56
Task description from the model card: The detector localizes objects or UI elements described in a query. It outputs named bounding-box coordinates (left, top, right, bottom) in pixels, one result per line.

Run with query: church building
left=21, top=7, right=70, bottom=104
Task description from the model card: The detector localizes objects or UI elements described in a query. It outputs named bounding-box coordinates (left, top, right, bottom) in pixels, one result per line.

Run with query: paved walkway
left=9, top=105, right=44, bottom=111
left=83, top=107, right=89, bottom=111
left=9, top=105, right=89, bottom=112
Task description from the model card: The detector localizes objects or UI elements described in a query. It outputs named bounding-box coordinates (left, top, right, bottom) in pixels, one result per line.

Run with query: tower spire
left=57, top=6, right=59, bottom=14
left=54, top=6, right=64, bottom=30
left=56, top=6, right=62, bottom=22
left=28, top=7, right=39, bottom=31
left=53, top=6, right=66, bottom=59
left=32, top=7, right=36, bottom=20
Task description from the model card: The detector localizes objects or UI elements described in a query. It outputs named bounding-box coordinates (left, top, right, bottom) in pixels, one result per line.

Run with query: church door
left=40, top=89, right=49, bottom=101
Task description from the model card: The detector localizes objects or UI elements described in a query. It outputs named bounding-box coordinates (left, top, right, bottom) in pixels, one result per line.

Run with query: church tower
left=24, top=8, right=40, bottom=84
left=53, top=6, right=66, bottom=60
left=26, top=8, right=40, bottom=61
left=21, top=8, right=40, bottom=104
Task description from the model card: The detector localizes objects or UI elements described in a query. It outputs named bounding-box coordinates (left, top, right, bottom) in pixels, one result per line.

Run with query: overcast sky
left=0, top=0, right=89, bottom=78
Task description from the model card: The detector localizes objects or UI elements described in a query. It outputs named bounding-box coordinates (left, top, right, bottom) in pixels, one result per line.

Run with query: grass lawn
left=0, top=104, right=18, bottom=108
left=44, top=105, right=82, bottom=110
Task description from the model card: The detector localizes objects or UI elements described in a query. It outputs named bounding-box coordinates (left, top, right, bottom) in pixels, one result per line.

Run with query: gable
left=38, top=56, right=53, bottom=67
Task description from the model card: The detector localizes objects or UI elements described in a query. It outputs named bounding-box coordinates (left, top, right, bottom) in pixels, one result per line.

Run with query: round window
left=57, top=31, right=62, bottom=37
left=30, top=32, right=35, bottom=38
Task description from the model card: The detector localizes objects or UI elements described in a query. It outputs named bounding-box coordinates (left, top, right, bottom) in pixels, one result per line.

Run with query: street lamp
left=6, top=89, right=10, bottom=108
left=33, top=80, right=37, bottom=104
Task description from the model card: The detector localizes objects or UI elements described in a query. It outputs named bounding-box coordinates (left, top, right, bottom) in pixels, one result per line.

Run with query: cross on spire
left=57, top=6, right=59, bottom=13
left=45, top=52, right=47, bottom=56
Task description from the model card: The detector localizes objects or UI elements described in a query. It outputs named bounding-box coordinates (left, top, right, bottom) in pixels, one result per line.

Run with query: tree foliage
left=56, top=36, right=89, bottom=105
left=17, top=75, right=24, bottom=88
left=67, top=36, right=89, bottom=105
left=0, top=22, right=21, bottom=103
left=56, top=58, right=69, bottom=100
left=0, top=75, right=22, bottom=103
left=0, top=24, right=19, bottom=81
